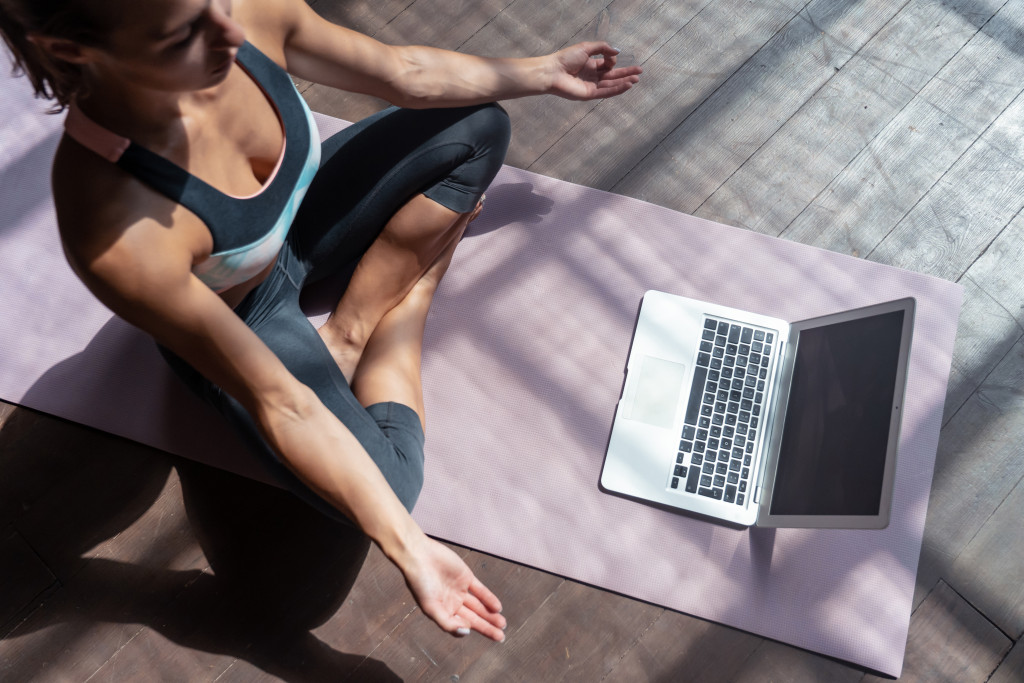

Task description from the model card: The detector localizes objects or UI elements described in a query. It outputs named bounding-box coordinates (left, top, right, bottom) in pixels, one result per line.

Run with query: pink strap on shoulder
left=64, top=103, right=130, bottom=163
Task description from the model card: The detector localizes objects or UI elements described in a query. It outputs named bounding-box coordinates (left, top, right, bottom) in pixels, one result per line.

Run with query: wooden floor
left=3, top=0, right=1023, bottom=680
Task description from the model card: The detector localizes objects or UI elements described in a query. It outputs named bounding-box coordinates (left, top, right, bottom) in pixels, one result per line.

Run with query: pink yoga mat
left=0, top=70, right=962, bottom=677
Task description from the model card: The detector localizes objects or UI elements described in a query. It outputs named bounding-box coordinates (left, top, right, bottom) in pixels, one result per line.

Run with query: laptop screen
left=768, top=310, right=906, bottom=516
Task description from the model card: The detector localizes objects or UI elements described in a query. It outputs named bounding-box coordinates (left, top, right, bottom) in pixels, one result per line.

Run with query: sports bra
left=63, top=41, right=322, bottom=292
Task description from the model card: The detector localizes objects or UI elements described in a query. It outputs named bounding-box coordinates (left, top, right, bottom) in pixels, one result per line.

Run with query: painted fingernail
left=456, top=627, right=471, bottom=636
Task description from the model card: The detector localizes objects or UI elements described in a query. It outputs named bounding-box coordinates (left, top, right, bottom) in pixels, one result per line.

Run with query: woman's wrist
left=375, top=512, right=430, bottom=573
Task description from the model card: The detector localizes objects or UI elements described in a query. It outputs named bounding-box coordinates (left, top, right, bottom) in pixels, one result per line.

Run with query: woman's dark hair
left=0, top=0, right=118, bottom=112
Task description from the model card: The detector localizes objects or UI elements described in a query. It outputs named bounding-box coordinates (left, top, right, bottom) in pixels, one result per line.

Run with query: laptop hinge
left=754, top=485, right=762, bottom=504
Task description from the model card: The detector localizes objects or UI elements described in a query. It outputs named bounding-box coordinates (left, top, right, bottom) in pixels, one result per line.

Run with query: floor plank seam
left=596, top=608, right=667, bottom=683
left=376, top=0, right=424, bottom=37
left=938, top=316, right=1024, bottom=429
left=863, top=85, right=1024, bottom=266
left=940, top=579, right=1018, bottom=644
left=453, top=0, right=517, bottom=53
left=956, top=204, right=1024, bottom=282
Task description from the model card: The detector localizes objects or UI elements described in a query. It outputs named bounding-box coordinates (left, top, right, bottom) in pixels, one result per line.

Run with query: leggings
left=161, top=103, right=512, bottom=523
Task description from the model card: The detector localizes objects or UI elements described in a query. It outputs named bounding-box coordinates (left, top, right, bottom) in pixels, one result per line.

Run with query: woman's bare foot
left=318, top=198, right=484, bottom=382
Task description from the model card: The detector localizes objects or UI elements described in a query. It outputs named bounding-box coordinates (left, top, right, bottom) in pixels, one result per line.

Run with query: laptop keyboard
left=669, top=317, right=776, bottom=506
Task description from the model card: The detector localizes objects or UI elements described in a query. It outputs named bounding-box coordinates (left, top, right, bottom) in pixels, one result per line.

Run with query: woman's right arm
left=59, top=201, right=506, bottom=640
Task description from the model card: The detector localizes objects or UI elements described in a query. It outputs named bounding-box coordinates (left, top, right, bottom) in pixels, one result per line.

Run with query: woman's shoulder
left=52, top=134, right=209, bottom=276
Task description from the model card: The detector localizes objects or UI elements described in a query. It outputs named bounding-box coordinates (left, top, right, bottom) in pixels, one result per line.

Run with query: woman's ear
left=26, top=33, right=93, bottom=64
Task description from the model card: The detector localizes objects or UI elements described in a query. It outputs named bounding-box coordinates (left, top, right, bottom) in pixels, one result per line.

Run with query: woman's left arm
left=241, top=0, right=641, bottom=107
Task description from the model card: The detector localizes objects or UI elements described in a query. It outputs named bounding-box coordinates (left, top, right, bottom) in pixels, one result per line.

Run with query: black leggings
left=162, top=103, right=511, bottom=523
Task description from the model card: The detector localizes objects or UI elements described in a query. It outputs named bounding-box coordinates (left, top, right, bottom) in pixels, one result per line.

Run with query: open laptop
left=600, top=291, right=915, bottom=528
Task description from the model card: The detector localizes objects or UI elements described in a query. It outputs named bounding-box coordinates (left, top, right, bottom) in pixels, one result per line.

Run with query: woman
left=0, top=0, right=640, bottom=641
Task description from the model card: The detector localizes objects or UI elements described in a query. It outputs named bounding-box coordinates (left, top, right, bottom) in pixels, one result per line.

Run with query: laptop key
left=700, top=475, right=712, bottom=487
left=681, top=440, right=693, bottom=453
left=674, top=465, right=686, bottom=477
left=739, top=481, right=747, bottom=493
left=754, top=330, right=765, bottom=341
left=741, top=328, right=753, bottom=344
left=716, top=462, right=728, bottom=474
left=697, top=353, right=710, bottom=367
left=704, top=319, right=717, bottom=330
left=699, top=416, right=710, bottom=428
left=714, top=474, right=725, bottom=487
left=671, top=477, right=679, bottom=489
left=686, top=468, right=700, bottom=493
left=724, top=485, right=737, bottom=503
left=682, top=425, right=695, bottom=440
left=727, top=471, right=739, bottom=484
left=676, top=454, right=685, bottom=464
left=716, top=334, right=727, bottom=347
left=694, top=441, right=706, bottom=453
left=698, top=487, right=723, bottom=500
left=717, top=321, right=729, bottom=334
left=684, top=366, right=708, bottom=425
left=728, top=325, right=741, bottom=343
left=712, top=413, right=724, bottom=426
left=725, top=413, right=737, bottom=426
left=702, top=329, right=715, bottom=341
left=691, top=453, right=703, bottom=466
left=737, top=493, right=745, bottom=506
left=711, top=358, right=723, bottom=370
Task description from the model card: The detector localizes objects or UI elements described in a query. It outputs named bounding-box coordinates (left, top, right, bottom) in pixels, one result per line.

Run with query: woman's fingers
left=469, top=575, right=503, bottom=614
left=458, top=604, right=507, bottom=642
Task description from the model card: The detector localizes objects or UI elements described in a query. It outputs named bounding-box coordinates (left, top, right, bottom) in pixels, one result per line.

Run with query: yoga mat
left=0, top=67, right=961, bottom=677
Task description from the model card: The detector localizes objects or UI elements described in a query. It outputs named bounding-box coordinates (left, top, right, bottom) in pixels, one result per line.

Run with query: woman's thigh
left=205, top=261, right=426, bottom=520
left=290, top=103, right=511, bottom=285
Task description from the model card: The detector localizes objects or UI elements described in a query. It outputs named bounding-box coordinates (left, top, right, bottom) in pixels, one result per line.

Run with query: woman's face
left=88, top=0, right=246, bottom=93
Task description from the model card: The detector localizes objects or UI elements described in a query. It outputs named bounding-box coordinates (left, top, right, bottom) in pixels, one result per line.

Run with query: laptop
left=600, top=291, right=915, bottom=528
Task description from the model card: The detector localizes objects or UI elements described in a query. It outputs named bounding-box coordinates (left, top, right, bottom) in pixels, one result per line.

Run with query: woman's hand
left=398, top=535, right=507, bottom=642
left=547, top=41, right=643, bottom=101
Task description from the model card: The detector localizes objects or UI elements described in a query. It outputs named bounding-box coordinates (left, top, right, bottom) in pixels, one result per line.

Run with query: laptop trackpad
left=624, top=355, right=688, bottom=429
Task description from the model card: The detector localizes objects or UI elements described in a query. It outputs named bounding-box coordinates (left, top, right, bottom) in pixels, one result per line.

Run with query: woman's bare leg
left=348, top=204, right=477, bottom=429
left=318, top=194, right=477, bottom=382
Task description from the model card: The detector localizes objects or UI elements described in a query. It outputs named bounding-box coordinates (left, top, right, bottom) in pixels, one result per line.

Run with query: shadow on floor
left=0, top=406, right=398, bottom=681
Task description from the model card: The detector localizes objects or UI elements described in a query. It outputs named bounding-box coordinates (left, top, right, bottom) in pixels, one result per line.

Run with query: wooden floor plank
left=12, top=441, right=180, bottom=584
left=0, top=407, right=153, bottom=531
left=452, top=580, right=660, bottom=681
left=948, top=475, right=1024, bottom=639
left=0, top=529, right=56, bottom=636
left=497, top=0, right=713, bottom=169
left=347, top=549, right=563, bottom=681
left=0, top=470, right=207, bottom=683
left=528, top=0, right=808, bottom=189
left=695, top=0, right=1004, bottom=235
left=729, top=640, right=864, bottom=683
left=964, top=207, right=1024, bottom=327
left=599, top=609, right=763, bottom=682
left=863, top=581, right=1011, bottom=683
left=868, top=88, right=1024, bottom=281
left=778, top=0, right=1024, bottom=259
left=988, top=637, right=1024, bottom=683
left=613, top=0, right=912, bottom=213
left=941, top=277, right=1023, bottom=424
left=914, top=337, right=1024, bottom=613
